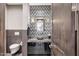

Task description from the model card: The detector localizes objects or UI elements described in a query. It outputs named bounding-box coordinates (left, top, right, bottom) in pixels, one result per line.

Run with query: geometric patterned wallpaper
left=30, top=5, right=51, bottom=17
left=29, top=5, right=52, bottom=38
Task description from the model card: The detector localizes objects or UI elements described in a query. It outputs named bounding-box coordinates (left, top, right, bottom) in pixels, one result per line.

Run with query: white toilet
left=9, top=42, right=22, bottom=55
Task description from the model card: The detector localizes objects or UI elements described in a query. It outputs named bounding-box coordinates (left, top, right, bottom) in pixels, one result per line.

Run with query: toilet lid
left=9, top=44, right=20, bottom=49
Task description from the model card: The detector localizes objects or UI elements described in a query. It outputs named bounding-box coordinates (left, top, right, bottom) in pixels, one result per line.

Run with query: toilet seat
left=9, top=43, right=20, bottom=55
left=9, top=43, right=20, bottom=49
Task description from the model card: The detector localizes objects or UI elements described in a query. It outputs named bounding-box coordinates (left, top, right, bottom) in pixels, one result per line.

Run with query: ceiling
left=7, top=3, right=79, bottom=11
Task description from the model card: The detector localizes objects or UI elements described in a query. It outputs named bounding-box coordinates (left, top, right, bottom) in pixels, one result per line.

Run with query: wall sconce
left=31, top=17, right=35, bottom=23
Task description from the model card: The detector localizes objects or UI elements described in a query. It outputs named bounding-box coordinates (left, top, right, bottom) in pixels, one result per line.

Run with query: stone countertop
left=27, top=38, right=51, bottom=43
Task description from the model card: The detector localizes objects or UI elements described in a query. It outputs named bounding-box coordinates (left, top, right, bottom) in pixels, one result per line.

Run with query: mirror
left=36, top=19, right=44, bottom=32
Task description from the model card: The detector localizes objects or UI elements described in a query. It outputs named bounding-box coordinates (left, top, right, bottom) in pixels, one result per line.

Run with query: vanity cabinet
left=27, top=42, right=51, bottom=56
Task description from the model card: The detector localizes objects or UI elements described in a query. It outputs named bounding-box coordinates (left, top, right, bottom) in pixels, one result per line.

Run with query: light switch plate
left=14, top=32, right=20, bottom=36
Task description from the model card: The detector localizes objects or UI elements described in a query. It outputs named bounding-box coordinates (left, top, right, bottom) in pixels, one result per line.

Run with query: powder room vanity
left=27, top=5, right=52, bottom=56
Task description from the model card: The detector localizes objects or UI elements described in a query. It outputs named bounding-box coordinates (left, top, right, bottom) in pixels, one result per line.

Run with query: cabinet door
left=0, top=4, right=5, bottom=56
left=51, top=3, right=75, bottom=56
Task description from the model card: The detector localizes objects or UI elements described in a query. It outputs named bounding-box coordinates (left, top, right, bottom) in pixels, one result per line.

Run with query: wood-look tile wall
left=77, top=11, right=79, bottom=55
left=22, top=30, right=27, bottom=56
left=52, top=4, right=75, bottom=56
left=0, top=4, right=5, bottom=55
